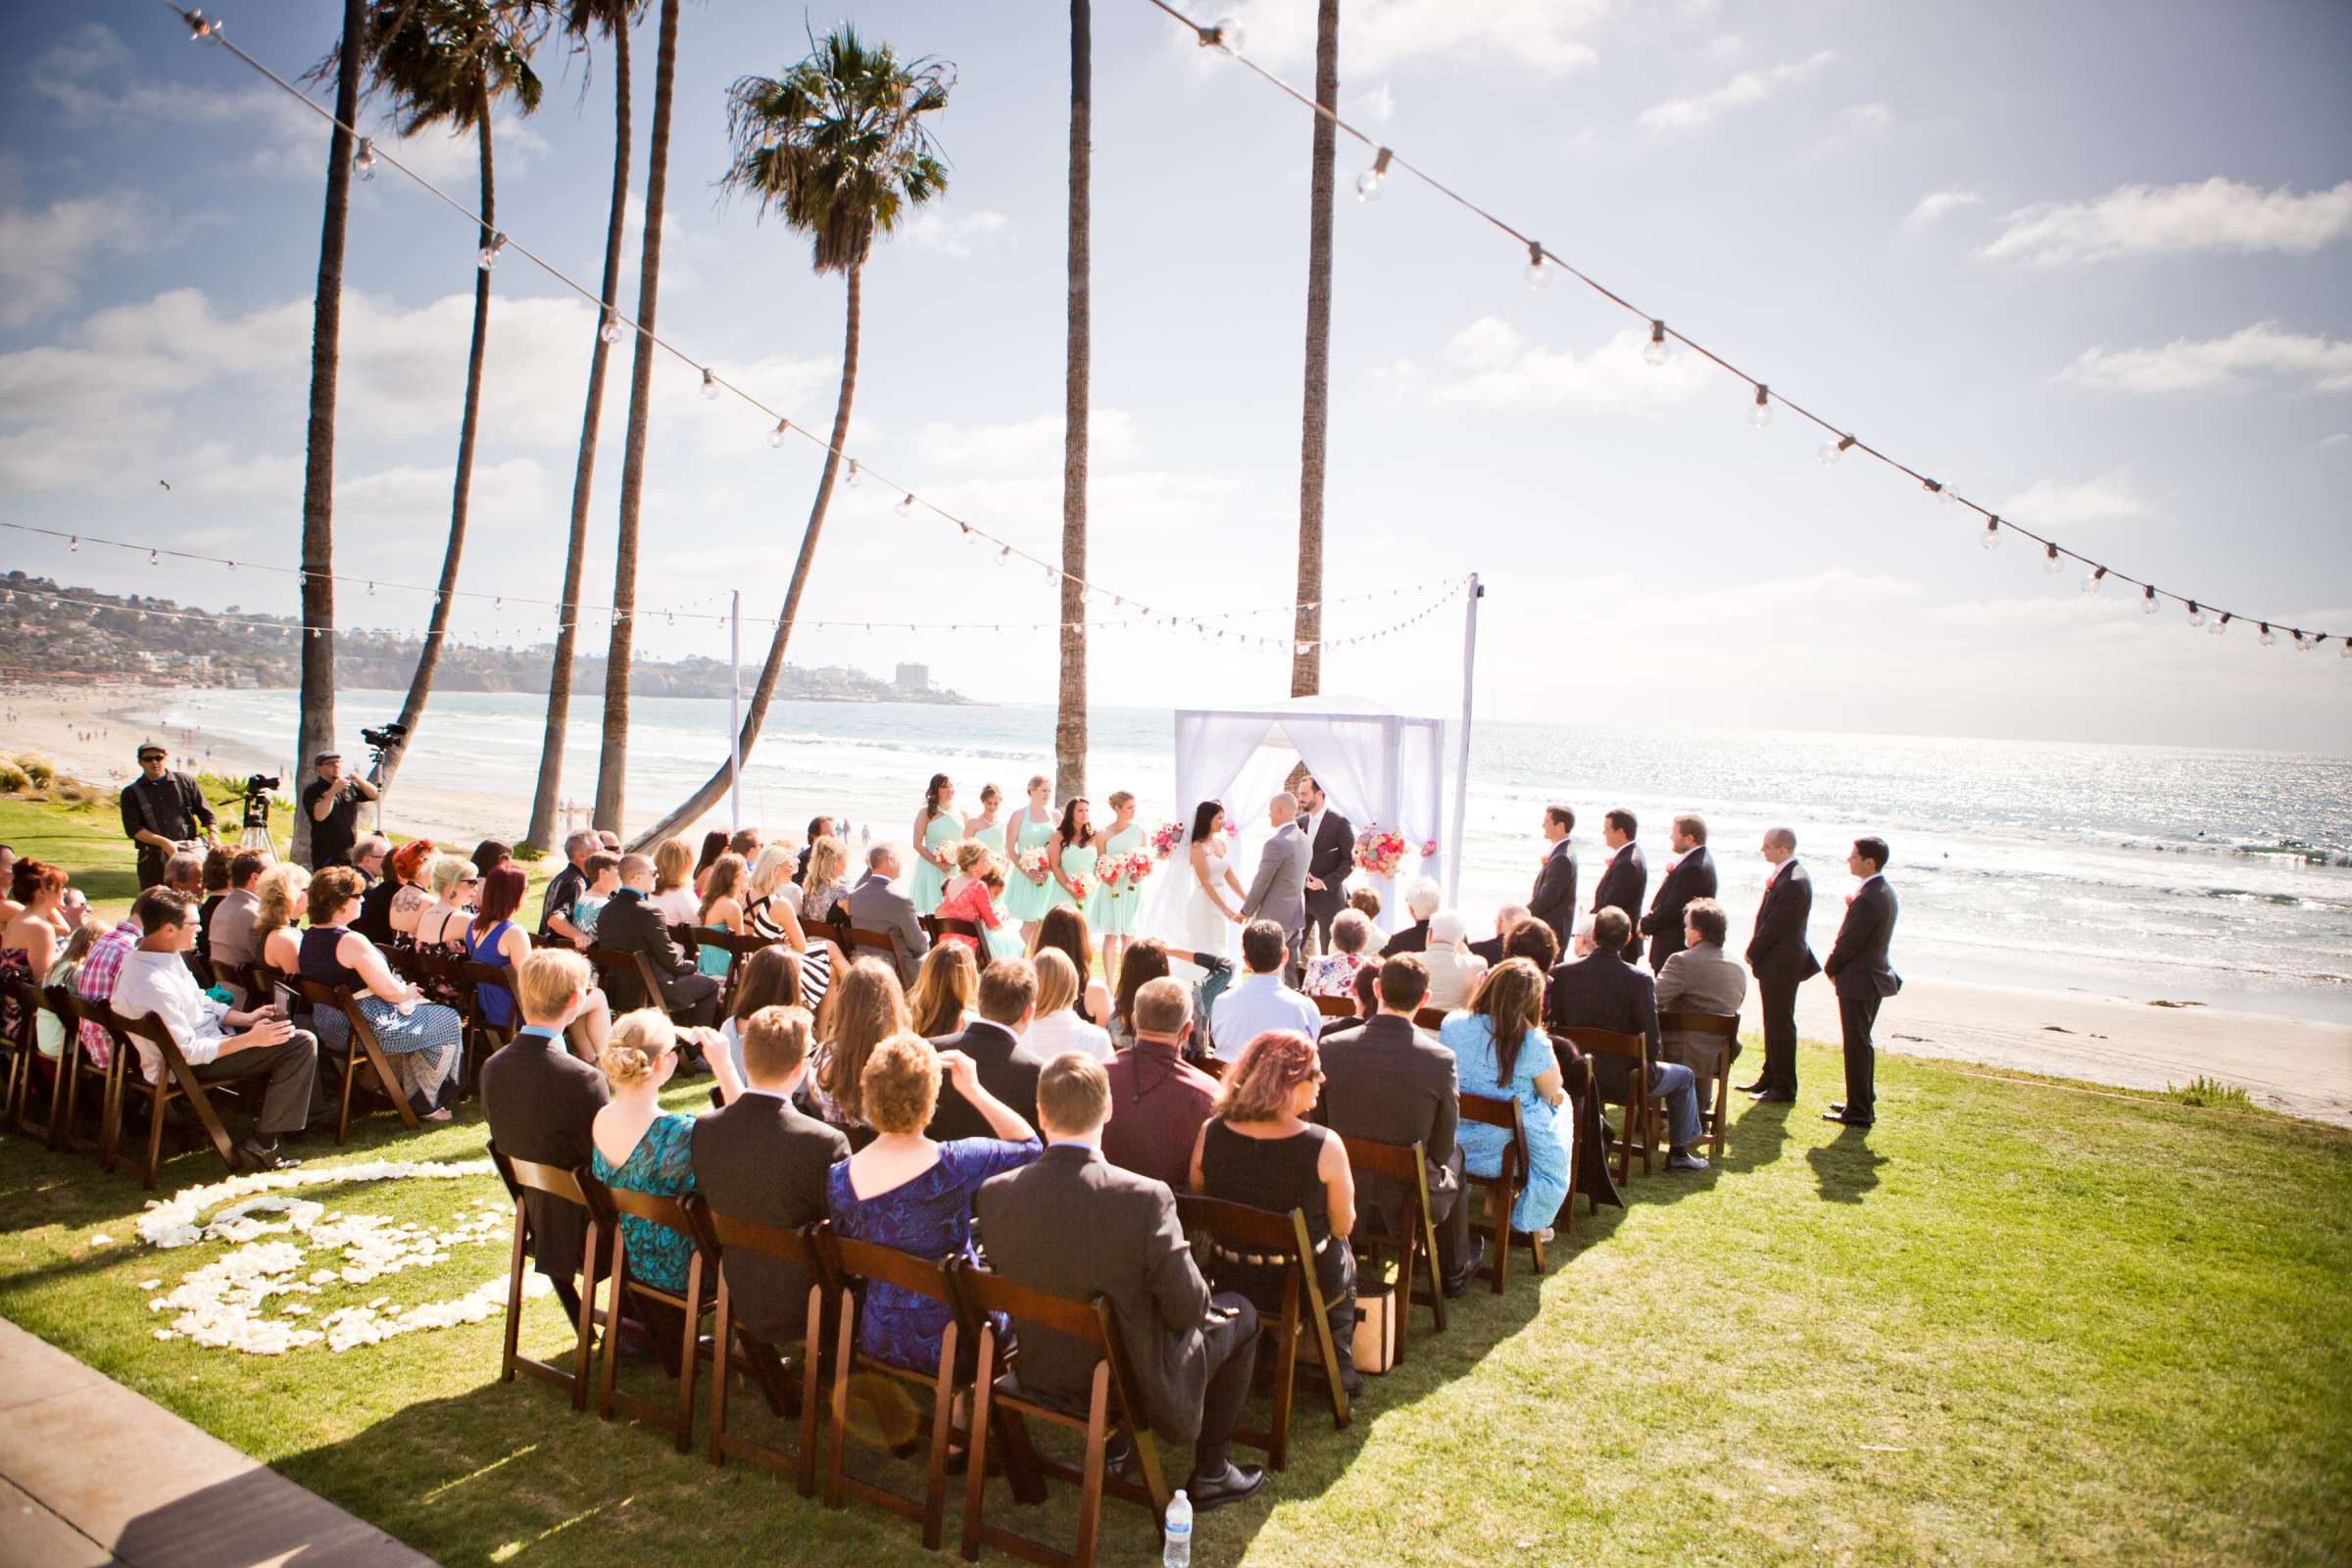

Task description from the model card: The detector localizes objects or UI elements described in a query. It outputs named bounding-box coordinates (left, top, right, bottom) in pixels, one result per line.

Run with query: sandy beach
left=7, top=680, right=2350, bottom=1127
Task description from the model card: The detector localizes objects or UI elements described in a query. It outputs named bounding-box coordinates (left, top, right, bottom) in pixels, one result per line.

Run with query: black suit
left=1823, top=876, right=1900, bottom=1124
left=924, top=1019, right=1046, bottom=1143
left=1528, top=840, right=1579, bottom=950
left=480, top=1027, right=609, bottom=1317
left=690, top=1089, right=850, bottom=1346
left=1544, top=951, right=1662, bottom=1108
left=1591, top=843, right=1647, bottom=958
left=1301, top=808, right=1355, bottom=953
left=1641, top=846, right=1717, bottom=971
left=1466, top=933, right=1506, bottom=969
left=976, top=1144, right=1258, bottom=1468
left=1315, top=1014, right=1472, bottom=1288
left=1384, top=919, right=1430, bottom=956
left=1745, top=859, right=1820, bottom=1096
left=597, top=887, right=720, bottom=1024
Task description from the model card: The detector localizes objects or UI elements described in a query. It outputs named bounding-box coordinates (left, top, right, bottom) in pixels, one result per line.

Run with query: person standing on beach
left=300, top=752, right=375, bottom=870
left=121, top=742, right=216, bottom=889
left=1591, top=808, right=1647, bottom=961
left=1740, top=827, right=1817, bottom=1104
left=1822, top=837, right=1900, bottom=1128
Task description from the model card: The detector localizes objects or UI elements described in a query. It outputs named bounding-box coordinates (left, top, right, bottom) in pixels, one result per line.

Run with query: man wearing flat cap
left=121, top=743, right=216, bottom=890
left=301, top=752, right=376, bottom=870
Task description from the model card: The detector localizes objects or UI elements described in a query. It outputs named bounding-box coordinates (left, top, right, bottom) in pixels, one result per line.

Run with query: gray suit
left=1239, top=821, right=1310, bottom=968
left=846, top=869, right=929, bottom=986
left=1655, top=940, right=1748, bottom=1110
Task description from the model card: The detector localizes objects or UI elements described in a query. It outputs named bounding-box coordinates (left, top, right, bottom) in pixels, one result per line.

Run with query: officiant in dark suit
left=1591, top=808, right=1647, bottom=959
left=1822, top=837, right=1900, bottom=1128
left=1295, top=775, right=1354, bottom=954
left=1641, top=814, right=1718, bottom=971
left=1740, top=826, right=1818, bottom=1102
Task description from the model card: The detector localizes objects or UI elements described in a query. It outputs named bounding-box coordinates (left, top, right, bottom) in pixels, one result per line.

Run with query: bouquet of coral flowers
left=1353, top=827, right=1408, bottom=877
left=1101, top=851, right=1153, bottom=899
left=1223, top=819, right=1241, bottom=838
left=1148, top=820, right=1184, bottom=859
left=1067, top=873, right=1095, bottom=905
left=1016, top=847, right=1052, bottom=882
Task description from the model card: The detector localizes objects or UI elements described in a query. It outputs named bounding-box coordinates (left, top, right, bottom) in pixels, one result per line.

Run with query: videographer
left=302, top=751, right=377, bottom=870
left=121, top=742, right=217, bottom=890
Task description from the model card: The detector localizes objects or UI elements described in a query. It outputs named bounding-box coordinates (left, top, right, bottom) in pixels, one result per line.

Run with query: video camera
left=241, top=773, right=278, bottom=831
left=361, top=721, right=410, bottom=755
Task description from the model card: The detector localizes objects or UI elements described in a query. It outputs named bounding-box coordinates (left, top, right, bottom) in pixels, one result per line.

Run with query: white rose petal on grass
left=139, top=1279, right=162, bottom=1291
left=89, top=1235, right=114, bottom=1249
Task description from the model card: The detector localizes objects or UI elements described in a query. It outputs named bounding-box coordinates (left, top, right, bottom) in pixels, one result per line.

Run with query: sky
left=2, top=0, right=2349, bottom=755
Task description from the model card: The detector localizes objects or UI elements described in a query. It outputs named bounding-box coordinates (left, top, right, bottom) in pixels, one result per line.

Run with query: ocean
left=135, top=688, right=2352, bottom=1025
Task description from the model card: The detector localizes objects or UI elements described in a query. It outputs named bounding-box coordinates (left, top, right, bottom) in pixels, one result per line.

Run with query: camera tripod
left=238, top=791, right=277, bottom=854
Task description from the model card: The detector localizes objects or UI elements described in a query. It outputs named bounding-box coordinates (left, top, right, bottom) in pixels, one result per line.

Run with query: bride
left=1177, top=800, right=1247, bottom=957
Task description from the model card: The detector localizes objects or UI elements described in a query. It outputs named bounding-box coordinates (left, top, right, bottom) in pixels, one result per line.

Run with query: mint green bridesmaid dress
left=1088, top=823, right=1146, bottom=936
left=1003, top=809, right=1058, bottom=922
left=911, top=808, right=961, bottom=915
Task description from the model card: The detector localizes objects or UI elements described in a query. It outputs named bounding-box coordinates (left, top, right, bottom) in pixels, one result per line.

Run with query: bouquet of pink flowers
left=1148, top=821, right=1184, bottom=859
left=1016, top=846, right=1051, bottom=882
left=1353, top=827, right=1408, bottom=877
left=1067, top=873, right=1095, bottom=905
left=1101, top=850, right=1154, bottom=899
left=1121, top=850, right=1157, bottom=885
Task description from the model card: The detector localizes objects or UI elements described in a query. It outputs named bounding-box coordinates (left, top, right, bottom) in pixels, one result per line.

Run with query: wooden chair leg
left=796, top=1283, right=823, bottom=1498
left=1488, top=1184, right=1510, bottom=1295
left=1710, top=1069, right=1730, bottom=1161
left=1390, top=1238, right=1413, bottom=1368
left=920, top=1322, right=956, bottom=1551
left=708, top=1291, right=732, bottom=1467
left=1073, top=1365, right=1110, bottom=1568
left=571, top=1221, right=602, bottom=1413
left=958, top=1327, right=996, bottom=1563
left=500, top=1207, right=527, bottom=1387
left=670, top=1260, right=704, bottom=1453
left=1266, top=1293, right=1298, bottom=1471
left=141, top=1084, right=168, bottom=1190
left=824, top=1291, right=853, bottom=1510
left=1420, top=1200, right=1446, bottom=1335
left=335, top=1048, right=356, bottom=1146
left=595, top=1243, right=625, bottom=1422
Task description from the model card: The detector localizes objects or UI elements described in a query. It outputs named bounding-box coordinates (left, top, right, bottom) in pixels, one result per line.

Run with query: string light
left=896, top=493, right=915, bottom=518
left=700, top=367, right=720, bottom=401
left=2210, top=612, right=2229, bottom=638
left=1644, top=319, right=1671, bottom=368
left=2043, top=542, right=2064, bottom=574
left=2187, top=601, right=2205, bottom=629
left=1524, top=240, right=1550, bottom=291
left=1981, top=517, right=2000, bottom=550
left=2142, top=586, right=2160, bottom=615
left=1355, top=146, right=1392, bottom=203
left=2260, top=622, right=2276, bottom=647
left=1748, top=384, right=1772, bottom=429
left=185, top=7, right=222, bottom=43
left=353, top=137, right=375, bottom=180
left=2082, top=566, right=2106, bottom=596
left=148, top=548, right=160, bottom=564
left=69, top=535, right=79, bottom=552
left=476, top=232, right=506, bottom=270
left=1199, top=18, right=1243, bottom=51
left=600, top=310, right=623, bottom=344
left=767, top=416, right=790, bottom=448
left=846, top=459, right=860, bottom=488
left=2294, top=631, right=2310, bottom=653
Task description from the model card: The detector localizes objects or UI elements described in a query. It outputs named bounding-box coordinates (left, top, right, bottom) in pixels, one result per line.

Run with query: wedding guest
left=481, top=948, right=611, bottom=1321
left=1468, top=903, right=1527, bottom=969
left=1501, top=915, right=1559, bottom=974
left=1591, top=808, right=1647, bottom=960
left=1209, top=920, right=1320, bottom=1063
left=650, top=837, right=702, bottom=927
left=692, top=830, right=730, bottom=899
left=977, top=1053, right=1266, bottom=1512
left=1823, top=837, right=1901, bottom=1129
left=934, top=840, right=1009, bottom=956
left=541, top=831, right=598, bottom=949
left=255, top=863, right=311, bottom=978
left=1655, top=898, right=1747, bottom=1113
left=1345, top=886, right=1382, bottom=924
left=963, top=782, right=1003, bottom=841
left=1108, top=937, right=1172, bottom=1050
left=744, top=845, right=836, bottom=1009
left=727, top=827, right=762, bottom=863
left=34, top=918, right=103, bottom=1064
left=381, top=840, right=438, bottom=939
left=1740, top=826, right=1817, bottom=1104
left=197, top=846, right=231, bottom=960
left=1440, top=958, right=1571, bottom=1237
left=73, top=904, right=143, bottom=1070
left=559, top=852, right=614, bottom=947
left=1300, top=907, right=1379, bottom=1000
left=1088, top=789, right=1146, bottom=981
left=0, top=855, right=29, bottom=934
left=1, top=860, right=68, bottom=1039
left=925, top=957, right=1046, bottom=1141
left=1529, top=806, right=1578, bottom=950
left=1025, top=949, right=1112, bottom=1062
left=1191, top=1029, right=1360, bottom=1394
left=469, top=839, right=513, bottom=879
left=1386, top=877, right=1441, bottom=955
left=208, top=850, right=270, bottom=1000
left=1317, top=962, right=1382, bottom=1043
left=165, top=851, right=206, bottom=906
left=808, top=956, right=908, bottom=1128
left=717, top=945, right=804, bottom=1081
left=350, top=835, right=391, bottom=889
left=1003, top=775, right=1058, bottom=945
left=825, top=1033, right=1039, bottom=1375
left=1035, top=904, right=1111, bottom=1026
left=1420, top=908, right=1490, bottom=1011
left=801, top=835, right=852, bottom=925
left=112, top=888, right=317, bottom=1170
left=410, top=855, right=479, bottom=955
left=1546, top=908, right=1707, bottom=1171
left=691, top=1005, right=848, bottom=1352
left=795, top=817, right=835, bottom=884
left=122, top=742, right=217, bottom=888
left=906, top=941, right=979, bottom=1039
left=1102, top=977, right=1218, bottom=1189
left=697, top=853, right=749, bottom=980
left=909, top=773, right=960, bottom=916
left=1642, top=814, right=1718, bottom=972
left=300, top=865, right=465, bottom=1118
left=298, top=752, right=369, bottom=871
left=848, top=845, right=930, bottom=987
left=601, top=854, right=723, bottom=1027
left=466, top=865, right=535, bottom=1039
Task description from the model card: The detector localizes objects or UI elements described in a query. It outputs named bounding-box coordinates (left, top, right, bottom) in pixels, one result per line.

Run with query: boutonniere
left=1843, top=894, right=1855, bottom=907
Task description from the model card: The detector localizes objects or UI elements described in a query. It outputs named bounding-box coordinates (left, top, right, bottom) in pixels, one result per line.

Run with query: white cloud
left=1635, top=51, right=1836, bottom=136
left=900, top=210, right=1011, bottom=260
left=917, top=410, right=1139, bottom=472
left=1348, top=83, right=1396, bottom=125
left=338, top=457, right=549, bottom=525
left=1998, top=470, right=2145, bottom=528
left=1426, top=318, right=1716, bottom=409
left=2058, top=323, right=2352, bottom=395
left=0, top=196, right=152, bottom=326
left=1810, top=101, right=1892, bottom=156
left=1978, top=177, right=2352, bottom=267
left=1210, top=0, right=1604, bottom=74
left=1903, top=188, right=1984, bottom=235
left=2323, top=432, right=2350, bottom=447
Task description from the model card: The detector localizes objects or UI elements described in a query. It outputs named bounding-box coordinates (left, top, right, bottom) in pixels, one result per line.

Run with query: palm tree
left=629, top=25, right=950, bottom=850
left=591, top=0, right=679, bottom=835
left=1292, top=0, right=1339, bottom=701
left=292, top=0, right=368, bottom=865
left=523, top=0, right=643, bottom=852
left=365, top=0, right=547, bottom=791
left=1055, top=0, right=1091, bottom=801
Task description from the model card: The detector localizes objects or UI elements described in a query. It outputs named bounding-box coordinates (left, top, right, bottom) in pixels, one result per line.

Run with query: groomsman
left=1640, top=814, right=1717, bottom=971
left=1591, top=808, right=1646, bottom=959
left=1739, top=827, right=1817, bottom=1102
left=1295, top=775, right=1355, bottom=955
left=1822, top=836, right=1900, bottom=1128
left=1528, top=807, right=1578, bottom=949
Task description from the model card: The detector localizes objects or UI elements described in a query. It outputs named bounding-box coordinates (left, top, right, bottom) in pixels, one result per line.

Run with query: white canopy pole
left=728, top=589, right=743, bottom=834
left=1446, top=573, right=1482, bottom=902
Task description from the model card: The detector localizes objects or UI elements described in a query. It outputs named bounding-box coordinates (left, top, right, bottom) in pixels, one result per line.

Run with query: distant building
left=893, top=662, right=930, bottom=695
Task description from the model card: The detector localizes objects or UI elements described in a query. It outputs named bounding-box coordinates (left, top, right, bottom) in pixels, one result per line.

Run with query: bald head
left=1268, top=793, right=1298, bottom=827
left=1761, top=826, right=1796, bottom=866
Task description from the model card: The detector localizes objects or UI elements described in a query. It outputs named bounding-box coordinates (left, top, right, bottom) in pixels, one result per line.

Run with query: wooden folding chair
left=1175, top=1195, right=1348, bottom=1471
left=1658, top=1009, right=1740, bottom=1161
left=928, top=916, right=984, bottom=949
left=2, top=974, right=41, bottom=1138
left=210, top=959, right=262, bottom=1011
left=956, top=1265, right=1173, bottom=1568
left=843, top=928, right=902, bottom=971
left=487, top=1146, right=606, bottom=1412
left=1414, top=1006, right=1449, bottom=1031
left=576, top=1166, right=716, bottom=1452
left=107, top=1008, right=245, bottom=1188
left=290, top=977, right=422, bottom=1144
left=1336, top=1135, right=1446, bottom=1363
left=684, top=1198, right=827, bottom=1494
left=1311, top=994, right=1357, bottom=1020
left=1562, top=1025, right=1652, bottom=1182
left=585, top=946, right=642, bottom=1009
left=37, top=987, right=118, bottom=1160
left=1456, top=1093, right=1546, bottom=1291
left=817, top=1233, right=969, bottom=1548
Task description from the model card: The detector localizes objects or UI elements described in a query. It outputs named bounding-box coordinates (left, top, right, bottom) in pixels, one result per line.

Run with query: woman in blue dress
left=824, top=1032, right=1039, bottom=1375
left=908, top=773, right=960, bottom=916
left=1001, top=774, right=1058, bottom=946
left=1086, top=790, right=1145, bottom=985
left=1437, top=957, right=1572, bottom=1236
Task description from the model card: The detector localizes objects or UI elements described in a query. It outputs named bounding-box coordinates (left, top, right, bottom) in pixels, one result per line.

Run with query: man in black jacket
left=1740, top=826, right=1818, bottom=1102
left=1295, top=774, right=1356, bottom=956
left=1641, top=813, right=1718, bottom=972
left=926, top=957, right=1046, bottom=1141
left=691, top=1005, right=849, bottom=1350
left=480, top=950, right=609, bottom=1323
left=1822, top=837, right=1900, bottom=1128
left=976, top=1054, right=1265, bottom=1512
left=122, top=743, right=217, bottom=889
left=1528, top=806, right=1578, bottom=950
left=1317, top=954, right=1483, bottom=1294
left=1590, top=808, right=1647, bottom=959
left=1467, top=903, right=1528, bottom=969
left=596, top=854, right=721, bottom=1026
left=1545, top=908, right=1710, bottom=1172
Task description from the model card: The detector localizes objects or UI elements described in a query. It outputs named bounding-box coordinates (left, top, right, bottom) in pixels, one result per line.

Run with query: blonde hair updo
left=600, top=1007, right=678, bottom=1089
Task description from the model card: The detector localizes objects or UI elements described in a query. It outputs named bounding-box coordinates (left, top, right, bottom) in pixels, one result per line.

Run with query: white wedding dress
left=1177, top=840, right=1238, bottom=959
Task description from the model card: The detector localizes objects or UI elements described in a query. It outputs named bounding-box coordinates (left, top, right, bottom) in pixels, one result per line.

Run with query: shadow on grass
left=1806, top=1124, right=1887, bottom=1202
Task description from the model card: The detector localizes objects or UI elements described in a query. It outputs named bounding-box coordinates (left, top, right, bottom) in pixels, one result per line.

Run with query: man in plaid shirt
left=74, top=917, right=143, bottom=1068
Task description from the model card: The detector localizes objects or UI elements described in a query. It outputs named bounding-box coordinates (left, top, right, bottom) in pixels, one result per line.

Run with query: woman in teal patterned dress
left=1087, top=790, right=1146, bottom=986
left=1001, top=774, right=1058, bottom=946
left=1044, top=797, right=1099, bottom=925
left=908, top=774, right=960, bottom=916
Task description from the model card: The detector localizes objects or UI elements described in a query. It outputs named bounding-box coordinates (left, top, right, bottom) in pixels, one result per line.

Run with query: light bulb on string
left=354, top=137, right=376, bottom=180
left=1642, top=319, right=1672, bottom=368
left=2260, top=622, right=2276, bottom=647
left=147, top=548, right=160, bottom=564
left=1748, top=384, right=1772, bottom=429
left=2293, top=631, right=2309, bottom=653
left=477, top=232, right=506, bottom=270
left=1356, top=147, right=1393, bottom=202
left=2141, top=586, right=2159, bottom=615
left=600, top=311, right=623, bottom=345
left=700, top=368, right=720, bottom=401
left=1524, top=240, right=1551, bottom=291
left=1200, top=19, right=1244, bottom=52
left=845, top=459, right=860, bottom=488
left=2186, top=601, right=2205, bottom=629
left=69, top=535, right=78, bottom=552
left=896, top=493, right=914, bottom=517
left=1818, top=433, right=1854, bottom=466
left=1980, top=518, right=2000, bottom=550
left=2082, top=566, right=2106, bottom=596
left=2042, top=543, right=2064, bottom=574
left=186, top=9, right=223, bottom=44
left=2210, top=612, right=2229, bottom=637
left=2339, top=637, right=2352, bottom=660
left=226, top=559, right=236, bottom=570
left=767, top=417, right=790, bottom=449
left=367, top=580, right=375, bottom=596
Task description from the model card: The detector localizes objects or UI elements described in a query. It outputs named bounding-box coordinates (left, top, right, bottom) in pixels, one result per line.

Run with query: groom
left=1240, top=791, right=1311, bottom=979
left=1296, top=774, right=1354, bottom=955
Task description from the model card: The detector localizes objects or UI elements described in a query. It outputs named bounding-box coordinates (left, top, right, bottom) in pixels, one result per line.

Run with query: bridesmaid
left=1002, top=774, right=1058, bottom=946
left=1088, top=790, right=1145, bottom=987
left=908, top=773, right=960, bottom=916
left=1043, top=798, right=1099, bottom=922
left=963, top=782, right=1003, bottom=841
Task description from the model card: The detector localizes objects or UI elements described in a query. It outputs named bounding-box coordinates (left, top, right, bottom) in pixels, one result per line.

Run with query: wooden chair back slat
left=956, top=1265, right=1105, bottom=1344
left=1336, top=1134, right=1446, bottom=1363
left=1414, top=1006, right=1448, bottom=1030
left=1560, top=1025, right=1650, bottom=1181
left=1312, top=994, right=1356, bottom=1019
left=824, top=1233, right=959, bottom=1304
left=1658, top=1009, right=1740, bottom=1040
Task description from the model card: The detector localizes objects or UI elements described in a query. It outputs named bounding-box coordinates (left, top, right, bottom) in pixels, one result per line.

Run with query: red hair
left=388, top=839, right=437, bottom=885
left=476, top=864, right=528, bottom=927
left=1213, top=1030, right=1322, bottom=1123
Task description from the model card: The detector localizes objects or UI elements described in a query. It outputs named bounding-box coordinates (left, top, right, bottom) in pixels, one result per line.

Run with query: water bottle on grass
left=1162, top=1488, right=1192, bottom=1566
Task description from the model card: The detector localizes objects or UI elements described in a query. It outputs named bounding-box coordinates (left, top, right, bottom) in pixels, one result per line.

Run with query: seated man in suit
left=479, top=949, right=610, bottom=1322
left=1653, top=898, right=1747, bottom=1117
left=597, top=853, right=722, bottom=1029
left=1317, top=954, right=1483, bottom=1295
left=927, top=957, right=1046, bottom=1141
left=847, top=843, right=930, bottom=987
left=976, top=1054, right=1265, bottom=1511
left=1384, top=877, right=1440, bottom=955
left=1545, top=907, right=1710, bottom=1173
left=1468, top=903, right=1528, bottom=969
left=690, top=1005, right=850, bottom=1357
left=1101, top=978, right=1219, bottom=1192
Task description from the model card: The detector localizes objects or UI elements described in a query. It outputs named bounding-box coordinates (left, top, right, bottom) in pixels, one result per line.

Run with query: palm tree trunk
left=525, top=21, right=631, bottom=851
left=377, top=87, right=495, bottom=793
left=595, top=0, right=680, bottom=835
left=293, top=0, right=365, bottom=864
left=627, top=265, right=862, bottom=852
left=1054, top=0, right=1091, bottom=801
left=1292, top=0, right=1338, bottom=701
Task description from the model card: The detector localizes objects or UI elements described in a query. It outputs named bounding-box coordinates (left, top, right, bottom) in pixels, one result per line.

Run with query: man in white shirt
left=1209, top=919, right=1322, bottom=1062
left=110, top=888, right=318, bottom=1169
